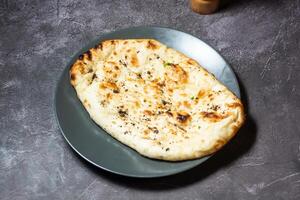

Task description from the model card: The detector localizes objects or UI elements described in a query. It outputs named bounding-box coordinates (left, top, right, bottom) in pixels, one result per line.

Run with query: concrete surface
left=0, top=0, right=300, bottom=199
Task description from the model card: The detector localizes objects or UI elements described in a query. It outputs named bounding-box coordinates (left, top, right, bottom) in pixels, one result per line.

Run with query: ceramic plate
left=54, top=26, right=240, bottom=178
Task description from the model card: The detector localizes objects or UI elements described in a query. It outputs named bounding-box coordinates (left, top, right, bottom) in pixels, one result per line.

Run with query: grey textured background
left=1, top=0, right=300, bottom=199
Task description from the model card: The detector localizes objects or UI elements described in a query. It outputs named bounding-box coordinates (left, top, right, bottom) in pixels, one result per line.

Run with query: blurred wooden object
left=190, top=0, right=220, bottom=14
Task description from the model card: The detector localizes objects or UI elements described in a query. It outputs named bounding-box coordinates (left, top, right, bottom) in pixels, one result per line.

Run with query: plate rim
left=54, top=26, right=240, bottom=178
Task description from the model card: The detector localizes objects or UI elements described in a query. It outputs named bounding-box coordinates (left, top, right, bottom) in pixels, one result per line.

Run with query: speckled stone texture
left=0, top=0, right=299, bottom=199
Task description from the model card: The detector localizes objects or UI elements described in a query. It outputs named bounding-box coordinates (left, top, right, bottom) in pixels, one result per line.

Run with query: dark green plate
left=55, top=26, right=240, bottom=178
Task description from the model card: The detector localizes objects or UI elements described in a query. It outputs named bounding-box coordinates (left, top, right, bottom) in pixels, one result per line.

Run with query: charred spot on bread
left=166, top=110, right=173, bottom=117
left=86, top=50, right=92, bottom=60
left=183, top=101, right=191, bottom=108
left=147, top=40, right=158, bottom=50
left=176, top=112, right=191, bottom=124
left=200, top=112, right=226, bottom=122
left=157, top=81, right=165, bottom=88
left=165, top=64, right=188, bottom=84
left=70, top=73, right=76, bottom=81
left=144, top=110, right=154, bottom=116
left=118, top=109, right=128, bottom=118
left=113, top=89, right=120, bottom=93
left=99, top=81, right=119, bottom=91
left=194, top=90, right=206, bottom=103
left=130, top=53, right=139, bottom=67
left=187, top=59, right=196, bottom=65
left=105, top=93, right=113, bottom=100
left=92, top=73, right=97, bottom=80
left=213, top=139, right=226, bottom=150
left=226, top=102, right=242, bottom=108
left=113, top=65, right=119, bottom=70
left=78, top=54, right=84, bottom=60
left=94, top=43, right=103, bottom=50
left=162, top=100, right=168, bottom=105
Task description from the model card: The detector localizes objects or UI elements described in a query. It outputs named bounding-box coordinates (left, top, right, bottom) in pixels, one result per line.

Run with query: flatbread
left=70, top=39, right=245, bottom=161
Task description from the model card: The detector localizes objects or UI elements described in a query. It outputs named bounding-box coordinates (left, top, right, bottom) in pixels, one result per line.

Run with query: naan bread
left=70, top=39, right=245, bottom=161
